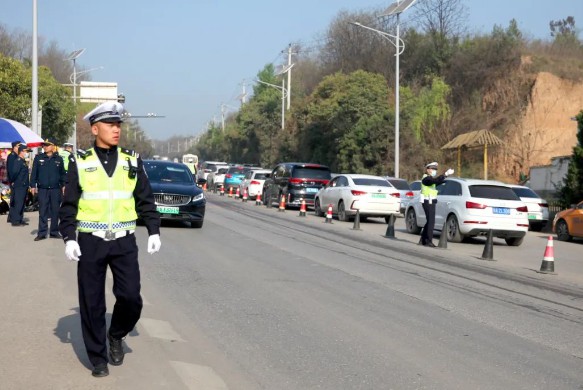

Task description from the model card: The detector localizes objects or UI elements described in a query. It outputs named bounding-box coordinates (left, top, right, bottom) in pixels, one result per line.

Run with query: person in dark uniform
left=59, top=101, right=161, bottom=378
left=6, top=141, right=23, bottom=223
left=8, top=144, right=31, bottom=226
left=31, top=137, right=66, bottom=240
left=419, top=162, right=454, bottom=247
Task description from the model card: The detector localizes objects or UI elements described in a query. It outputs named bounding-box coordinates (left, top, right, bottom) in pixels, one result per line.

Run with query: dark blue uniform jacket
left=11, top=157, right=30, bottom=188
left=31, top=153, right=66, bottom=189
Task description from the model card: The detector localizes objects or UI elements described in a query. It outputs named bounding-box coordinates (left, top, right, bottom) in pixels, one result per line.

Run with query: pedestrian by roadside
left=30, top=138, right=66, bottom=240
left=7, top=144, right=31, bottom=226
left=59, top=101, right=161, bottom=378
left=58, top=142, right=74, bottom=172
left=419, top=162, right=454, bottom=247
left=6, top=141, right=22, bottom=223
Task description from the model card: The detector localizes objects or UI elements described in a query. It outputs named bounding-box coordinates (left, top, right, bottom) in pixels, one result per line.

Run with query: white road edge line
left=139, top=318, right=186, bottom=342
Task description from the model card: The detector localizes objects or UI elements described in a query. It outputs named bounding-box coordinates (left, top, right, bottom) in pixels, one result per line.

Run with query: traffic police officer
left=58, top=142, right=74, bottom=172
left=6, top=140, right=22, bottom=223
left=31, top=137, right=66, bottom=240
left=8, top=144, right=31, bottom=226
left=419, top=162, right=453, bottom=247
left=58, top=101, right=161, bottom=378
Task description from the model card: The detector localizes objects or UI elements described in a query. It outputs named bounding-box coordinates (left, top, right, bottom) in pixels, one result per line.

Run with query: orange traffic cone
left=278, top=194, right=286, bottom=212
left=255, top=192, right=262, bottom=205
left=325, top=204, right=333, bottom=223
left=202, top=182, right=207, bottom=191
left=242, top=188, right=248, bottom=202
left=299, top=199, right=306, bottom=217
left=539, top=236, right=556, bottom=274
left=235, top=187, right=240, bottom=199
left=228, top=187, right=233, bottom=197
left=219, top=185, right=225, bottom=196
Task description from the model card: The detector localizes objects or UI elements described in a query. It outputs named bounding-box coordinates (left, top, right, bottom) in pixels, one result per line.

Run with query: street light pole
left=255, top=78, right=288, bottom=130
left=32, top=0, right=38, bottom=137
left=65, top=48, right=85, bottom=151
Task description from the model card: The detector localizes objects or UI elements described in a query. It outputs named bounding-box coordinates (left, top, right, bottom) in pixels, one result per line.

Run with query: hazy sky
left=1, top=0, right=581, bottom=140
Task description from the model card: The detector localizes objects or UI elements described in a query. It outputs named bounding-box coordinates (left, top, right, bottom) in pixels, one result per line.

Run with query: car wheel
left=446, top=214, right=463, bottom=243
left=555, top=220, right=572, bottom=241
left=406, top=208, right=422, bottom=234
left=505, top=236, right=523, bottom=246
left=314, top=198, right=323, bottom=217
left=338, top=201, right=350, bottom=222
left=190, top=220, right=203, bottom=228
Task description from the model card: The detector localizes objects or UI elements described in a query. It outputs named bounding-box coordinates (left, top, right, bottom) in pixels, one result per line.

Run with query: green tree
left=558, top=111, right=583, bottom=207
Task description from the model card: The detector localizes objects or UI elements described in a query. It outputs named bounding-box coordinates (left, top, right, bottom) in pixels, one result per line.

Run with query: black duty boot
left=108, top=332, right=125, bottom=366
left=92, top=363, right=109, bottom=377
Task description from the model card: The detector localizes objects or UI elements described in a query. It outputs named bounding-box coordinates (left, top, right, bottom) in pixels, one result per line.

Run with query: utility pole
left=221, top=104, right=226, bottom=132
left=286, top=44, right=293, bottom=110
left=239, top=80, right=248, bottom=105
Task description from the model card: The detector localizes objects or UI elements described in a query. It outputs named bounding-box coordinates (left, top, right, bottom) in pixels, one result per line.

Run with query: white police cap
left=83, top=102, right=125, bottom=125
left=425, top=162, right=438, bottom=169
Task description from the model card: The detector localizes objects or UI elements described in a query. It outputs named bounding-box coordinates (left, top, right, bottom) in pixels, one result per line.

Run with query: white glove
left=445, top=168, right=454, bottom=177
left=65, top=240, right=82, bottom=262
left=147, top=234, right=161, bottom=254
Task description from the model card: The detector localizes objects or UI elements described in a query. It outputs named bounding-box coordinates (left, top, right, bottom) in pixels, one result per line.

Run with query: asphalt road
left=2, top=193, right=583, bottom=389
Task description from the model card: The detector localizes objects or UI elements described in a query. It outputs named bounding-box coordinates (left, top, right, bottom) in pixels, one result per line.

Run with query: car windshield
left=353, top=178, right=391, bottom=187
left=254, top=173, right=268, bottom=180
left=228, top=167, right=246, bottom=174
left=512, top=187, right=540, bottom=198
left=469, top=185, right=520, bottom=200
left=293, top=167, right=331, bottom=179
left=387, top=179, right=410, bottom=190
left=145, top=163, right=194, bottom=184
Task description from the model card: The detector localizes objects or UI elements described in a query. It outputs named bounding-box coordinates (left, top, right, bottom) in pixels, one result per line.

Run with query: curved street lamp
left=255, top=78, right=288, bottom=130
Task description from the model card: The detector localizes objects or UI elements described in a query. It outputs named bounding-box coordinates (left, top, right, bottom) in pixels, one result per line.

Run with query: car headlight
left=192, top=193, right=205, bottom=202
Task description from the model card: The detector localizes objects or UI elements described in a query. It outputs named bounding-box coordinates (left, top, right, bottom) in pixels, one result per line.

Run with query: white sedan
left=314, top=174, right=400, bottom=222
left=239, top=169, right=271, bottom=199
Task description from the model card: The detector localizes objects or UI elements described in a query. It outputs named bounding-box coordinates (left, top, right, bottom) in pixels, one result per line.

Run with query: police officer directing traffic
left=58, top=101, right=162, bottom=378
left=8, top=144, right=31, bottom=226
left=419, top=162, right=454, bottom=247
left=31, top=137, right=66, bottom=240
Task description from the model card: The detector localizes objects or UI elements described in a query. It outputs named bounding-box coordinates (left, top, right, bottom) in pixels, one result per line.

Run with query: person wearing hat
left=7, top=144, right=31, bottom=226
left=58, top=101, right=161, bottom=377
left=30, top=137, right=66, bottom=240
left=6, top=141, right=23, bottom=223
left=58, top=142, right=75, bottom=172
left=419, top=162, right=454, bottom=247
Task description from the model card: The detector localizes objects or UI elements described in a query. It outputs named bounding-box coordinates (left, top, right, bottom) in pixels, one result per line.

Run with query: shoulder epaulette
left=77, top=149, right=92, bottom=160
left=120, top=148, right=136, bottom=157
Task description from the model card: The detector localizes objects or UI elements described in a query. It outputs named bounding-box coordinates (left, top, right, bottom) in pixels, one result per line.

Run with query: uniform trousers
left=421, top=200, right=437, bottom=245
left=77, top=232, right=143, bottom=367
left=37, top=188, right=62, bottom=237
left=7, top=184, right=15, bottom=222
left=8, top=186, right=27, bottom=225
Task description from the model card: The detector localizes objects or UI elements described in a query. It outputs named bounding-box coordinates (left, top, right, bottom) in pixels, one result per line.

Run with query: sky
left=1, top=0, right=581, bottom=141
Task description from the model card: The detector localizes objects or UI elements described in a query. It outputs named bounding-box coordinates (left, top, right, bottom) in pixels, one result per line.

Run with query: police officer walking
left=6, top=141, right=23, bottom=223
left=31, top=137, right=66, bottom=240
left=8, top=144, right=31, bottom=226
left=419, top=162, right=453, bottom=247
left=59, top=102, right=161, bottom=377
left=58, top=142, right=74, bottom=172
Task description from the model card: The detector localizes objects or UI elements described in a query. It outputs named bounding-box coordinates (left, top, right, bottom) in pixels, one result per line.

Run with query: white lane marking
left=139, top=318, right=186, bottom=342
left=170, top=361, right=229, bottom=390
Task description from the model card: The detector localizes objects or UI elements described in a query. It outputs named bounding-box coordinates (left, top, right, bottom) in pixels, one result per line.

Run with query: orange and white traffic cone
left=228, top=187, right=233, bottom=198
left=242, top=188, right=248, bottom=202
left=278, top=194, right=286, bottom=212
left=539, top=236, right=556, bottom=274
left=325, top=204, right=333, bottom=223
left=255, top=192, right=262, bottom=206
left=219, top=185, right=225, bottom=196
left=235, top=187, right=240, bottom=199
left=203, top=182, right=207, bottom=191
left=299, top=199, right=306, bottom=217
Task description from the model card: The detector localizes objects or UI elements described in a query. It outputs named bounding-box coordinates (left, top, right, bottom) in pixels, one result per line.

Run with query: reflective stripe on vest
left=420, top=174, right=438, bottom=200
left=77, top=148, right=138, bottom=232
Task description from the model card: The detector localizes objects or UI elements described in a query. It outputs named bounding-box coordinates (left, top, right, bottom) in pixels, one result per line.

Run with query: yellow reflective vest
left=58, top=149, right=71, bottom=171
left=76, top=148, right=138, bottom=233
left=420, top=174, right=438, bottom=201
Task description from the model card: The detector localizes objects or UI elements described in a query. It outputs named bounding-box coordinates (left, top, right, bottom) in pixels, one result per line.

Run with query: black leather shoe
left=108, top=332, right=125, bottom=366
left=49, top=234, right=62, bottom=239
left=91, top=363, right=109, bottom=377
left=34, top=236, right=46, bottom=241
left=423, top=242, right=437, bottom=248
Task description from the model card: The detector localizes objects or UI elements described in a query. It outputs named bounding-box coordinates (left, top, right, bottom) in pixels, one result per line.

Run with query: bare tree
left=412, top=0, right=468, bottom=39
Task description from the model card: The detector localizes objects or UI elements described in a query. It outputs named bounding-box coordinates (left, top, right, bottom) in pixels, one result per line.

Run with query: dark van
left=263, top=163, right=331, bottom=209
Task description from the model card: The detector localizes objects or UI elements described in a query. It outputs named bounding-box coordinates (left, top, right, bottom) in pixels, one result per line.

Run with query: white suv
left=404, top=178, right=529, bottom=246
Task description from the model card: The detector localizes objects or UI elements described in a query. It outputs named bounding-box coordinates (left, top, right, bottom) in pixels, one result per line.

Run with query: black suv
left=263, top=163, right=331, bottom=209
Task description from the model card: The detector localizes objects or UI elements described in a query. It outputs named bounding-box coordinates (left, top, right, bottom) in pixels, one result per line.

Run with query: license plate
left=371, top=193, right=386, bottom=199
left=157, top=206, right=179, bottom=214
left=528, top=213, right=540, bottom=220
left=306, top=188, right=318, bottom=193
left=492, top=207, right=510, bottom=215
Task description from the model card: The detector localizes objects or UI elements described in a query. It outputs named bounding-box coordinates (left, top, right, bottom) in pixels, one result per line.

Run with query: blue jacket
left=11, top=157, right=30, bottom=188
left=31, top=153, right=66, bottom=189
left=6, top=152, right=17, bottom=183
